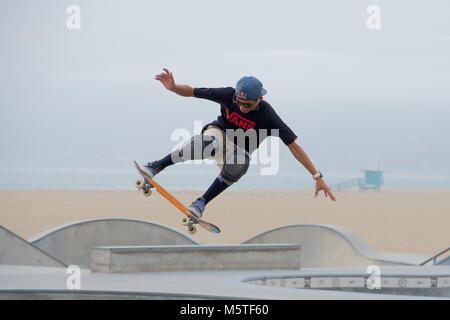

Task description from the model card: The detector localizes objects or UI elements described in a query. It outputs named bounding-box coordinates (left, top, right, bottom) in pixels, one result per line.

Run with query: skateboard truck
left=135, top=179, right=152, bottom=197
left=181, top=215, right=198, bottom=235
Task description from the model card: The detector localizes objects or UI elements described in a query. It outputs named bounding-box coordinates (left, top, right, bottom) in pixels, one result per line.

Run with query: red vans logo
left=227, top=112, right=255, bottom=130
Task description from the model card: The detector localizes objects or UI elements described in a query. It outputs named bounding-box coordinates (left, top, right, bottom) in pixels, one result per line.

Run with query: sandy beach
left=0, top=189, right=449, bottom=256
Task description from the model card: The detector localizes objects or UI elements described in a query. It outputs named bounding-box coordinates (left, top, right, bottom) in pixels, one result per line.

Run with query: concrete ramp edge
left=29, top=218, right=200, bottom=268
left=243, top=224, right=425, bottom=268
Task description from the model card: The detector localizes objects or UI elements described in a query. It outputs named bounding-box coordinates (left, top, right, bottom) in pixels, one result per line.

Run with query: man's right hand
left=155, top=68, right=176, bottom=91
left=155, top=68, right=194, bottom=97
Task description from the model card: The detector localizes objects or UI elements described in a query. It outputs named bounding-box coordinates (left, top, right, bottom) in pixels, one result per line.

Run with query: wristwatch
left=313, top=171, right=323, bottom=180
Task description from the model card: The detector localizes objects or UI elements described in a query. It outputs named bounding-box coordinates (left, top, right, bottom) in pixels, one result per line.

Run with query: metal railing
left=420, top=247, right=450, bottom=266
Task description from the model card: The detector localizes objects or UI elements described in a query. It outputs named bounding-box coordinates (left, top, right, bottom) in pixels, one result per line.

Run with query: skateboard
left=133, top=160, right=220, bottom=234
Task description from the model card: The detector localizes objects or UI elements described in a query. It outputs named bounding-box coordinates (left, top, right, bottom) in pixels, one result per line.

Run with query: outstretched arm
left=287, top=141, right=336, bottom=201
left=155, top=68, right=194, bottom=97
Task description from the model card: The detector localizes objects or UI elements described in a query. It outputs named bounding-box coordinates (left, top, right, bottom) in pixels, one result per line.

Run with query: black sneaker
left=141, top=161, right=163, bottom=179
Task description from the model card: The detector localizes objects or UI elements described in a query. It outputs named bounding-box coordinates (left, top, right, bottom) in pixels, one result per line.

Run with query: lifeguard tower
left=360, top=170, right=383, bottom=190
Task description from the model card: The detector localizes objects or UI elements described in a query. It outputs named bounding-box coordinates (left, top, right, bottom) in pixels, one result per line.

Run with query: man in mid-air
left=139, top=68, right=335, bottom=218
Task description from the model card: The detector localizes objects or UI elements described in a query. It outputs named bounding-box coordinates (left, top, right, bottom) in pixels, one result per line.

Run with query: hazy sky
left=1, top=0, right=450, bottom=177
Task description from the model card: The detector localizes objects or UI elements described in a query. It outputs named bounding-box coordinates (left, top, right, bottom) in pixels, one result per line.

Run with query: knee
left=219, top=151, right=250, bottom=186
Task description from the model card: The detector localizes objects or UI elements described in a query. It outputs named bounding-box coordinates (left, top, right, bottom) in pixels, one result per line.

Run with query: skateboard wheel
left=135, top=179, right=144, bottom=189
left=182, top=217, right=190, bottom=226
left=142, top=188, right=152, bottom=197
left=188, top=225, right=197, bottom=235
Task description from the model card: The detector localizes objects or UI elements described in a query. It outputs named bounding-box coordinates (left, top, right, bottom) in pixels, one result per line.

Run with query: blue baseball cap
left=235, top=76, right=267, bottom=100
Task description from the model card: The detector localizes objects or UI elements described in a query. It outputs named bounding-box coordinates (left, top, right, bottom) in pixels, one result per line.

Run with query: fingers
left=155, top=68, right=171, bottom=81
left=315, top=189, right=336, bottom=201
left=323, top=188, right=336, bottom=201
left=328, top=191, right=336, bottom=201
left=162, top=68, right=173, bottom=80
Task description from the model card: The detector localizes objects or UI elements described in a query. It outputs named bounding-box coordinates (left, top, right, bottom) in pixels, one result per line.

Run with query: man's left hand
left=314, top=178, right=336, bottom=201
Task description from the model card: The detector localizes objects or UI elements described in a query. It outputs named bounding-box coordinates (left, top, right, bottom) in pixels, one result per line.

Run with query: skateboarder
left=140, top=68, right=336, bottom=218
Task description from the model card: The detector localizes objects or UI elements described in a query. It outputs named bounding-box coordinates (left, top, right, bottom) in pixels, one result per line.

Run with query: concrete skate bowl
left=29, top=219, right=200, bottom=268
left=243, top=224, right=426, bottom=268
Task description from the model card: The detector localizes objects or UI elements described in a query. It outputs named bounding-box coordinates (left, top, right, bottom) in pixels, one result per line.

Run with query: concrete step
left=91, top=244, right=301, bottom=273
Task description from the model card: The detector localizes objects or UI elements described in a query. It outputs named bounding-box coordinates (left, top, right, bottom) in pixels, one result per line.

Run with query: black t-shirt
left=194, top=87, right=297, bottom=153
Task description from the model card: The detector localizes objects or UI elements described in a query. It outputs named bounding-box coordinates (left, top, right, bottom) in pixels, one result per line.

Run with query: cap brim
left=260, top=88, right=267, bottom=96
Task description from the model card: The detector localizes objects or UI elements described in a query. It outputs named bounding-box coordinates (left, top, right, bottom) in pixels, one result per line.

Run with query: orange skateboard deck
left=133, top=160, right=220, bottom=234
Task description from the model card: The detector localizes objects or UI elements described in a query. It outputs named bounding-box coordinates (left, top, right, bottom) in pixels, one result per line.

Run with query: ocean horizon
left=1, top=166, right=450, bottom=191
